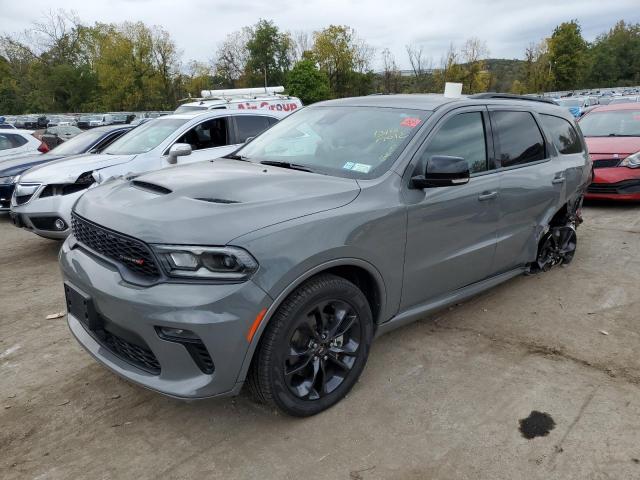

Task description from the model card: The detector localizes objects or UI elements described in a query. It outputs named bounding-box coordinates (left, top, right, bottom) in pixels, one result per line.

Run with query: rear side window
left=419, top=112, right=488, bottom=174
left=11, top=134, right=28, bottom=147
left=0, top=134, right=28, bottom=150
left=0, top=134, right=13, bottom=150
left=234, top=116, right=270, bottom=143
left=540, top=114, right=582, bottom=154
left=491, top=111, right=545, bottom=167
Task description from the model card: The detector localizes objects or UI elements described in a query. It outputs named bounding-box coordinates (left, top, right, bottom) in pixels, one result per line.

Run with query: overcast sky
left=2, top=0, right=639, bottom=69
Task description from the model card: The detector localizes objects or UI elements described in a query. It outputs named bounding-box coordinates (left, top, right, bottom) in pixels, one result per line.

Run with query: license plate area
left=64, top=283, right=99, bottom=331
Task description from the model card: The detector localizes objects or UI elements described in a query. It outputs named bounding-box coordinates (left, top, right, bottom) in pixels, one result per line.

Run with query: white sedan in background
left=0, top=130, right=46, bottom=160
left=10, top=109, right=286, bottom=239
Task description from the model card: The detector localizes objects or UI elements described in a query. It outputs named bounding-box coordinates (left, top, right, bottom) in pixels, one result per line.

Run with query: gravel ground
left=1, top=202, right=639, bottom=480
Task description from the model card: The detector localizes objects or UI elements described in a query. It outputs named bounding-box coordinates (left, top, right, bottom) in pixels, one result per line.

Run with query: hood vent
left=194, top=197, right=239, bottom=204
left=132, top=180, right=172, bottom=195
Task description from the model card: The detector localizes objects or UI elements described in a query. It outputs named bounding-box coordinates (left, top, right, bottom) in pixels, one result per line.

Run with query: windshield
left=79, top=115, right=92, bottom=122
left=556, top=99, right=583, bottom=107
left=236, top=106, right=431, bottom=179
left=103, top=118, right=188, bottom=155
left=609, top=97, right=637, bottom=105
left=579, top=110, right=640, bottom=137
left=49, top=130, right=106, bottom=155
left=50, top=126, right=81, bottom=135
left=174, top=105, right=208, bottom=113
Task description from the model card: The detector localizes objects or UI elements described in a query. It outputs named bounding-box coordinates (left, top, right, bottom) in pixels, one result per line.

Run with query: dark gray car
left=59, top=94, right=591, bottom=416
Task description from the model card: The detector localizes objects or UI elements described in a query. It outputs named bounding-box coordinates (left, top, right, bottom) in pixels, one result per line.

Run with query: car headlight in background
left=153, top=245, right=258, bottom=281
left=620, top=151, right=640, bottom=168
left=0, top=175, right=20, bottom=185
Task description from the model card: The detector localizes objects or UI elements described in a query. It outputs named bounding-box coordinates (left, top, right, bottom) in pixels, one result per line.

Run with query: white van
left=175, top=86, right=302, bottom=115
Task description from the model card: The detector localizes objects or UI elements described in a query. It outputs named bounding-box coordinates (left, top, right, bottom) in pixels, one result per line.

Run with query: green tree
left=245, top=19, right=292, bottom=87
left=587, top=21, right=640, bottom=87
left=522, top=40, right=554, bottom=93
left=548, top=20, right=588, bottom=90
left=312, top=25, right=373, bottom=98
left=285, top=57, right=330, bottom=104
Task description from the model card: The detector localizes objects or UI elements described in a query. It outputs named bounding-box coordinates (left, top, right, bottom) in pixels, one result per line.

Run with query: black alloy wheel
left=284, top=299, right=361, bottom=400
left=248, top=274, right=373, bottom=416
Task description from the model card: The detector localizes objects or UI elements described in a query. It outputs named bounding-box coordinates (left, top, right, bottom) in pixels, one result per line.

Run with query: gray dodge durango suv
left=60, top=94, right=591, bottom=416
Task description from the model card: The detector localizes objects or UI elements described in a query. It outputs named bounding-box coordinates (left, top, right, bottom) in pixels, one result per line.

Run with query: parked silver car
left=11, top=110, right=285, bottom=239
left=60, top=94, right=591, bottom=416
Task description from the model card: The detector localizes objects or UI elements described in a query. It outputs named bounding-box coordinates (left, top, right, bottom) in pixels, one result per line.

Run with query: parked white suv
left=0, top=129, right=46, bottom=160
left=11, top=109, right=287, bottom=239
left=175, top=86, right=302, bottom=115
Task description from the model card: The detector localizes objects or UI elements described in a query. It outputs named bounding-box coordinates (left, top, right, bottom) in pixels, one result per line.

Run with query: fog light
left=157, top=326, right=199, bottom=341
left=54, top=218, right=67, bottom=230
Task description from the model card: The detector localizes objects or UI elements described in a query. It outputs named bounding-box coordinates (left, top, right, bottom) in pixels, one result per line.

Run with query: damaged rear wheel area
left=532, top=225, right=577, bottom=272
left=529, top=198, right=582, bottom=274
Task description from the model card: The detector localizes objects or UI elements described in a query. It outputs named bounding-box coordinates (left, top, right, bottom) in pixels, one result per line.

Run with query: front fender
left=233, top=256, right=387, bottom=386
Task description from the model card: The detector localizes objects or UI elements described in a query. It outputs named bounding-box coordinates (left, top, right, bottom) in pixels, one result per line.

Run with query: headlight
left=153, top=245, right=258, bottom=281
left=0, top=175, right=19, bottom=185
left=620, top=152, right=640, bottom=168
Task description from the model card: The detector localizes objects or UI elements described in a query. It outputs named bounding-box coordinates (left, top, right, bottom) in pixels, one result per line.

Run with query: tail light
left=38, top=141, right=49, bottom=153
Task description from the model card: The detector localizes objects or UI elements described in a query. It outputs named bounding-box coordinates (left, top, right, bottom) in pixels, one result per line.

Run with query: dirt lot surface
left=1, top=203, right=640, bottom=480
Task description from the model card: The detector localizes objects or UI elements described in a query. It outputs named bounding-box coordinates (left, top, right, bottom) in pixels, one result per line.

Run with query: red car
left=579, top=103, right=640, bottom=200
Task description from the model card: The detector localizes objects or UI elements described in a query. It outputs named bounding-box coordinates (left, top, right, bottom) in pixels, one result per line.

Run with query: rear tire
left=248, top=274, right=373, bottom=416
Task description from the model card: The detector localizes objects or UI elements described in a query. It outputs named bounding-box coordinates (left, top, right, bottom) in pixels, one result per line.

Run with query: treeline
left=1, top=11, right=639, bottom=114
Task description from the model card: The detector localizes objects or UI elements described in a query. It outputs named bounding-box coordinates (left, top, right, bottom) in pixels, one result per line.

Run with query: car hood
left=0, top=153, right=68, bottom=177
left=585, top=136, right=640, bottom=156
left=74, top=159, right=361, bottom=245
left=19, top=153, right=136, bottom=184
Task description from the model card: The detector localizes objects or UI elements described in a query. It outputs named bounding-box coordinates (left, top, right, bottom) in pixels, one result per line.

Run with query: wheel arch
left=235, top=258, right=387, bottom=385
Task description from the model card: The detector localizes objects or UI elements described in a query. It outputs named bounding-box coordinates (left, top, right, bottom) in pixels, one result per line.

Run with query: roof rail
left=469, top=93, right=558, bottom=105
left=200, top=86, right=285, bottom=98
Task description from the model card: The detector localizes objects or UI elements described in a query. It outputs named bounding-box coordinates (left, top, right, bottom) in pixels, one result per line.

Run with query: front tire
left=248, top=274, right=373, bottom=417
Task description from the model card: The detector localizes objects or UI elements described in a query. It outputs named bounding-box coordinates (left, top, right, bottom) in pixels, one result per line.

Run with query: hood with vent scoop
left=73, top=159, right=361, bottom=245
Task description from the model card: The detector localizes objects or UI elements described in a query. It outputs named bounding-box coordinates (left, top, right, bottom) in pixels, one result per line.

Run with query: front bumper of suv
left=59, top=234, right=272, bottom=399
left=10, top=182, right=86, bottom=239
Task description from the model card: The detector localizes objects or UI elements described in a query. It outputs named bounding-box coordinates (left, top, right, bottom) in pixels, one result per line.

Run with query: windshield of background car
left=237, top=106, right=431, bottom=179
left=103, top=118, right=188, bottom=155
left=557, top=99, right=582, bottom=107
left=52, top=126, right=81, bottom=135
left=49, top=130, right=106, bottom=155
left=579, top=110, right=640, bottom=137
left=174, top=105, right=209, bottom=113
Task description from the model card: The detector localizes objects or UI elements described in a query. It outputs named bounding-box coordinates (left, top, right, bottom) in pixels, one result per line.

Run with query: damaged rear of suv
left=60, top=94, right=590, bottom=416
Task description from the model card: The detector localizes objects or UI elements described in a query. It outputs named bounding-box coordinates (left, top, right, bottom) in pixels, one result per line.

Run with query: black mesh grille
left=588, top=183, right=618, bottom=194
left=102, top=330, right=161, bottom=374
left=588, top=180, right=640, bottom=195
left=185, top=341, right=215, bottom=374
left=71, top=213, right=160, bottom=279
left=593, top=159, right=620, bottom=168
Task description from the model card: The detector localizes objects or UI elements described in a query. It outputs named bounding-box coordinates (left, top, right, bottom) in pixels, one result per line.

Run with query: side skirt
left=375, top=267, right=527, bottom=337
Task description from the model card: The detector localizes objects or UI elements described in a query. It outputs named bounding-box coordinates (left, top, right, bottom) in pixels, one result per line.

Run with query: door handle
left=478, top=191, right=498, bottom=201
left=552, top=177, right=566, bottom=184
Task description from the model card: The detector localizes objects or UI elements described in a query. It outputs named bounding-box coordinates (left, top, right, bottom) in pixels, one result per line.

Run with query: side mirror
left=411, top=155, right=470, bottom=189
left=167, top=143, right=192, bottom=164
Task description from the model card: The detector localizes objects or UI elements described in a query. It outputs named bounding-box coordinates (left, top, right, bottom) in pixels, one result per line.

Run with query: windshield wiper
left=259, top=160, right=314, bottom=172
left=222, top=153, right=250, bottom=161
